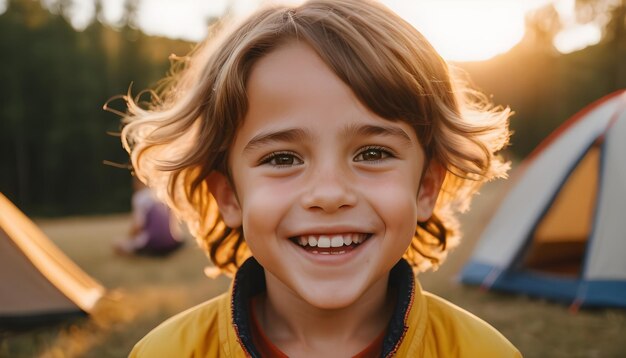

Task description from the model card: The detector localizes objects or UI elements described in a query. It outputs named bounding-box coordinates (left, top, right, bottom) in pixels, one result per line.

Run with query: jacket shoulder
left=421, top=292, right=522, bottom=357
left=129, top=292, right=230, bottom=357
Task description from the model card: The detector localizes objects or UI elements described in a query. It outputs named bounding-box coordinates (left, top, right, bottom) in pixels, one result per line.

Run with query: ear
left=206, top=171, right=242, bottom=228
left=416, top=161, right=445, bottom=222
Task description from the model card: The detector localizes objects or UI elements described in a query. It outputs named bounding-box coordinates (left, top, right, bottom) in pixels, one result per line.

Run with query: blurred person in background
left=114, top=176, right=183, bottom=256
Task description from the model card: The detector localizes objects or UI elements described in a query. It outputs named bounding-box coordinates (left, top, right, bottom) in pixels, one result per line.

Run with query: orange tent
left=0, top=193, right=104, bottom=327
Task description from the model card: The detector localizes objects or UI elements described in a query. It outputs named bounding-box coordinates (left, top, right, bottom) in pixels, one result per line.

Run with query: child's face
left=211, top=42, right=442, bottom=309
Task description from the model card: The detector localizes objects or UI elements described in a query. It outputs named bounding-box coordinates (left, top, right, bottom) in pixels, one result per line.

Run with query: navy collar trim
left=230, top=257, right=415, bottom=358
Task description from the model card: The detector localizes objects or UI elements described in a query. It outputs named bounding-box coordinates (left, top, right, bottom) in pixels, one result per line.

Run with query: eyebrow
left=242, top=123, right=413, bottom=153
left=243, top=128, right=310, bottom=153
left=341, top=123, right=413, bottom=145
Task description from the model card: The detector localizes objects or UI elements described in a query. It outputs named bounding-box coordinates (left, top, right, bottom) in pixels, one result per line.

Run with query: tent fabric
left=0, top=193, right=104, bottom=325
left=532, top=144, right=598, bottom=244
left=460, top=90, right=626, bottom=308
left=586, top=109, right=626, bottom=280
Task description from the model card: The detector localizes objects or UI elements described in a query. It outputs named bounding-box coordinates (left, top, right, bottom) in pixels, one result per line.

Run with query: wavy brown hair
left=120, top=0, right=511, bottom=275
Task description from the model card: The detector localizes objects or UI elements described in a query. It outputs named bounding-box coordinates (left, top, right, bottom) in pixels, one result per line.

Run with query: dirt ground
left=1, top=181, right=625, bottom=357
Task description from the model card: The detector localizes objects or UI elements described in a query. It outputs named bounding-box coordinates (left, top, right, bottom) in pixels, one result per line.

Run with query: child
left=123, top=0, right=520, bottom=356
left=114, top=176, right=183, bottom=256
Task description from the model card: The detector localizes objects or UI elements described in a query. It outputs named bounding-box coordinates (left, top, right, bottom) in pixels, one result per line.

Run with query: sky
left=5, top=0, right=604, bottom=61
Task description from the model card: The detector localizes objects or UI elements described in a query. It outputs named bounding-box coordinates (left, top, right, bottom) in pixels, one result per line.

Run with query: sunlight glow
left=137, top=0, right=229, bottom=39
left=3, top=0, right=602, bottom=62
left=554, top=24, right=602, bottom=54
left=552, top=0, right=603, bottom=54
left=384, top=1, right=527, bottom=61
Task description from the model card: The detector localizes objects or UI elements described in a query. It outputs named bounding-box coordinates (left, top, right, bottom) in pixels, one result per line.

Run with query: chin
left=294, top=279, right=370, bottom=310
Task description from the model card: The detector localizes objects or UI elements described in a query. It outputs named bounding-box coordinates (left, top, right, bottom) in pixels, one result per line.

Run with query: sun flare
left=382, top=0, right=529, bottom=62
left=40, top=0, right=591, bottom=62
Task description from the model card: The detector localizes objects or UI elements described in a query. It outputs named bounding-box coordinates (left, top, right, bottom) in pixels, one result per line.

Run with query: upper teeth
left=297, top=234, right=367, bottom=247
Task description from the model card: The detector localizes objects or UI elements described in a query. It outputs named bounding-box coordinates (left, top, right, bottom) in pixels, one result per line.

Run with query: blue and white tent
left=461, top=90, right=626, bottom=309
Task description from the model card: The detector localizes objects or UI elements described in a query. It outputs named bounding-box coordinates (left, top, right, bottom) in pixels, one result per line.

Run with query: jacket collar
left=229, top=257, right=420, bottom=358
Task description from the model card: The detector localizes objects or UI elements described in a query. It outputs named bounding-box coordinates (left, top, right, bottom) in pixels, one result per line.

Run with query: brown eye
left=354, top=147, right=392, bottom=162
left=272, top=154, right=296, bottom=165
left=362, top=149, right=383, bottom=161
left=260, top=152, right=303, bottom=167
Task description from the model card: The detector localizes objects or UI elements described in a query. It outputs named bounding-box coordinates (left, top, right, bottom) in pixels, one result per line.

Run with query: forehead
left=244, top=40, right=402, bottom=124
left=246, top=41, right=356, bottom=118
left=237, top=41, right=418, bottom=143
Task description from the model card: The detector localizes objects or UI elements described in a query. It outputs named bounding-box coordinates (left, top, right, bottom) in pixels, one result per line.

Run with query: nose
left=300, top=166, right=357, bottom=213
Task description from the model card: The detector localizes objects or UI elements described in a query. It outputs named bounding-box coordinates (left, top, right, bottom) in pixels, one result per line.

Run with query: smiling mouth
left=289, top=233, right=372, bottom=255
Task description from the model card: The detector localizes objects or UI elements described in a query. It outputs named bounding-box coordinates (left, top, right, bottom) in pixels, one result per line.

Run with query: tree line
left=463, top=0, right=626, bottom=160
left=1, top=0, right=193, bottom=215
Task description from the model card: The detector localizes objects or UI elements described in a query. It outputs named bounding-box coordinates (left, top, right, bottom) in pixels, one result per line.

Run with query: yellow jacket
left=130, top=258, right=521, bottom=357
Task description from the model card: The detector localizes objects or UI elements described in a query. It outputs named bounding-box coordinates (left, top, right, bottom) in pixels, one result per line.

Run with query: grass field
left=1, top=182, right=625, bottom=357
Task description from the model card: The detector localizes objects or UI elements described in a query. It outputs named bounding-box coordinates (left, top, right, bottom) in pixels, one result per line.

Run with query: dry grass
left=1, top=182, right=625, bottom=357
left=1, top=214, right=230, bottom=357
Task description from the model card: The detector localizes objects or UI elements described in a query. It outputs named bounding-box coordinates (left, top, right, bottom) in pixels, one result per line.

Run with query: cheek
left=370, top=173, right=418, bottom=196
left=363, top=173, right=420, bottom=237
left=238, top=177, right=299, bottom=236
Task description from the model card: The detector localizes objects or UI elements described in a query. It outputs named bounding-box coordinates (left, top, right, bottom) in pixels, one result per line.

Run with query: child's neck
left=254, top=270, right=394, bottom=357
